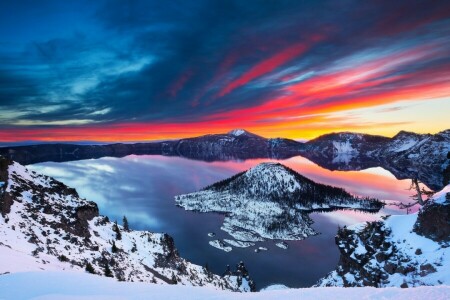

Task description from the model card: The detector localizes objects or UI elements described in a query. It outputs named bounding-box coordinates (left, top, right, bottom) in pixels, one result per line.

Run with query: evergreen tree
left=171, top=272, right=178, bottom=284
left=104, top=263, right=114, bottom=278
left=112, top=240, right=118, bottom=253
left=237, top=275, right=242, bottom=287
left=131, top=242, right=137, bottom=253
left=85, top=262, right=95, bottom=274
left=248, top=279, right=256, bottom=292
left=223, top=264, right=232, bottom=276
left=113, top=220, right=122, bottom=240
left=123, top=215, right=129, bottom=231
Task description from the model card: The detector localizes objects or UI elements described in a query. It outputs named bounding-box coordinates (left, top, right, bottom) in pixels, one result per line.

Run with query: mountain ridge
left=0, top=128, right=448, bottom=190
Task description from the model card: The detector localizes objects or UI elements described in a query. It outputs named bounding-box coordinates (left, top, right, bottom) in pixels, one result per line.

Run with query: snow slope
left=0, top=158, right=253, bottom=292
left=0, top=271, right=449, bottom=300
left=318, top=185, right=450, bottom=287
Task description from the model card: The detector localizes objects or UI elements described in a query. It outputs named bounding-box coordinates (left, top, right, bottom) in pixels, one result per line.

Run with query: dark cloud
left=0, top=0, right=449, bottom=129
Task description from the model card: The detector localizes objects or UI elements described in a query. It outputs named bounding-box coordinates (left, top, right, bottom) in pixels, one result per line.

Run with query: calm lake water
left=29, top=155, right=415, bottom=290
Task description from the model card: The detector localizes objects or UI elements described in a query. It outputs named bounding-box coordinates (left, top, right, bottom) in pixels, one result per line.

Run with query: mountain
left=161, top=129, right=302, bottom=161
left=175, top=163, right=382, bottom=245
left=317, top=185, right=450, bottom=288
left=0, top=157, right=254, bottom=292
left=0, top=129, right=303, bottom=164
left=1, top=129, right=449, bottom=189
left=301, top=129, right=450, bottom=190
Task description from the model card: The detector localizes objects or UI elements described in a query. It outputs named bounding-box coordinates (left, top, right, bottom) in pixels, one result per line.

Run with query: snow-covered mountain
left=161, top=129, right=301, bottom=161
left=1, top=129, right=448, bottom=189
left=0, top=157, right=254, bottom=292
left=317, top=185, right=450, bottom=288
left=175, top=163, right=382, bottom=247
left=302, top=129, right=450, bottom=190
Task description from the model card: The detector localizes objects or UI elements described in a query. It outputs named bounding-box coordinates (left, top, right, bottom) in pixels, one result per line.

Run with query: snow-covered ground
left=318, top=185, right=450, bottom=287
left=0, top=271, right=449, bottom=300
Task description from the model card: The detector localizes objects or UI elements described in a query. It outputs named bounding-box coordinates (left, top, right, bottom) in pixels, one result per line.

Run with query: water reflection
left=29, top=155, right=416, bottom=289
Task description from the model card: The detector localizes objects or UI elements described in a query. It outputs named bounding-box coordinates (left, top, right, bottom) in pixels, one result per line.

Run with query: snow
left=209, top=240, right=233, bottom=252
left=392, top=138, right=417, bottom=152
left=275, top=242, right=289, bottom=249
left=228, top=129, right=246, bottom=136
left=261, top=284, right=290, bottom=291
left=332, top=141, right=357, bottom=154
left=1, top=271, right=449, bottom=300
left=0, top=246, right=80, bottom=274
left=224, top=239, right=255, bottom=248
left=432, top=184, right=450, bottom=204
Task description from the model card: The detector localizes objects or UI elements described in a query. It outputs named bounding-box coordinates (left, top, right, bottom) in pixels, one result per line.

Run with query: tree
left=111, top=241, right=118, bottom=253
left=171, top=272, right=178, bottom=284
left=85, top=262, right=95, bottom=274
left=123, top=215, right=129, bottom=231
left=113, top=220, right=122, bottom=240
left=104, top=263, right=114, bottom=278
left=391, top=178, right=435, bottom=212
left=131, top=242, right=137, bottom=253
left=223, top=264, right=232, bottom=276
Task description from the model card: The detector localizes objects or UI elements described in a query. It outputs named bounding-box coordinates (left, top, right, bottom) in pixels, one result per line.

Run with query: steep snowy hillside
left=1, top=271, right=449, bottom=300
left=317, top=185, right=450, bottom=288
left=176, top=163, right=382, bottom=247
left=0, top=157, right=254, bottom=292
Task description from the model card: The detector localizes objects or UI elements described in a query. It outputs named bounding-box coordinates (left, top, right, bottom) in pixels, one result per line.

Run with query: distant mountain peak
left=227, top=129, right=252, bottom=136
left=393, top=130, right=421, bottom=139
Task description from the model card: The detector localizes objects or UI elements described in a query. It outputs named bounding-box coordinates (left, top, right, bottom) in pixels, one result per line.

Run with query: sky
left=0, top=0, right=449, bottom=142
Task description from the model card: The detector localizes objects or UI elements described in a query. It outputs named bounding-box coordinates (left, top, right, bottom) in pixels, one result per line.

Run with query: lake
left=29, top=155, right=416, bottom=290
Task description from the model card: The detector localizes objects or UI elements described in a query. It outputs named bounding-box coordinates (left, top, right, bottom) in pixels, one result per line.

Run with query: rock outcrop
left=317, top=185, right=450, bottom=288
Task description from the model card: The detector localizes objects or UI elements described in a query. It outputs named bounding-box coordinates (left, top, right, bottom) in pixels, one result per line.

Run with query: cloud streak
left=0, top=0, right=449, bottom=141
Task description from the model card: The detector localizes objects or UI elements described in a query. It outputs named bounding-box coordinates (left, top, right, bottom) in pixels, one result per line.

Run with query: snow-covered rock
left=275, top=241, right=289, bottom=249
left=209, top=240, right=233, bottom=252
left=317, top=185, right=450, bottom=288
left=228, top=129, right=248, bottom=136
left=0, top=157, right=253, bottom=292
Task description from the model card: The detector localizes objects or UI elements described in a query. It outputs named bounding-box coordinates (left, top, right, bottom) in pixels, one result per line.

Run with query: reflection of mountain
left=175, top=163, right=383, bottom=246
left=1, top=129, right=448, bottom=190
left=301, top=130, right=450, bottom=190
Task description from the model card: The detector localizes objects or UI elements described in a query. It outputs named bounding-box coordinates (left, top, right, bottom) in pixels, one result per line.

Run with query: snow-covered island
left=175, top=162, right=383, bottom=246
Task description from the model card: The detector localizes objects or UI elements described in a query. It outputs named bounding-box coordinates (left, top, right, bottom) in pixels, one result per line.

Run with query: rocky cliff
left=317, top=185, right=450, bottom=288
